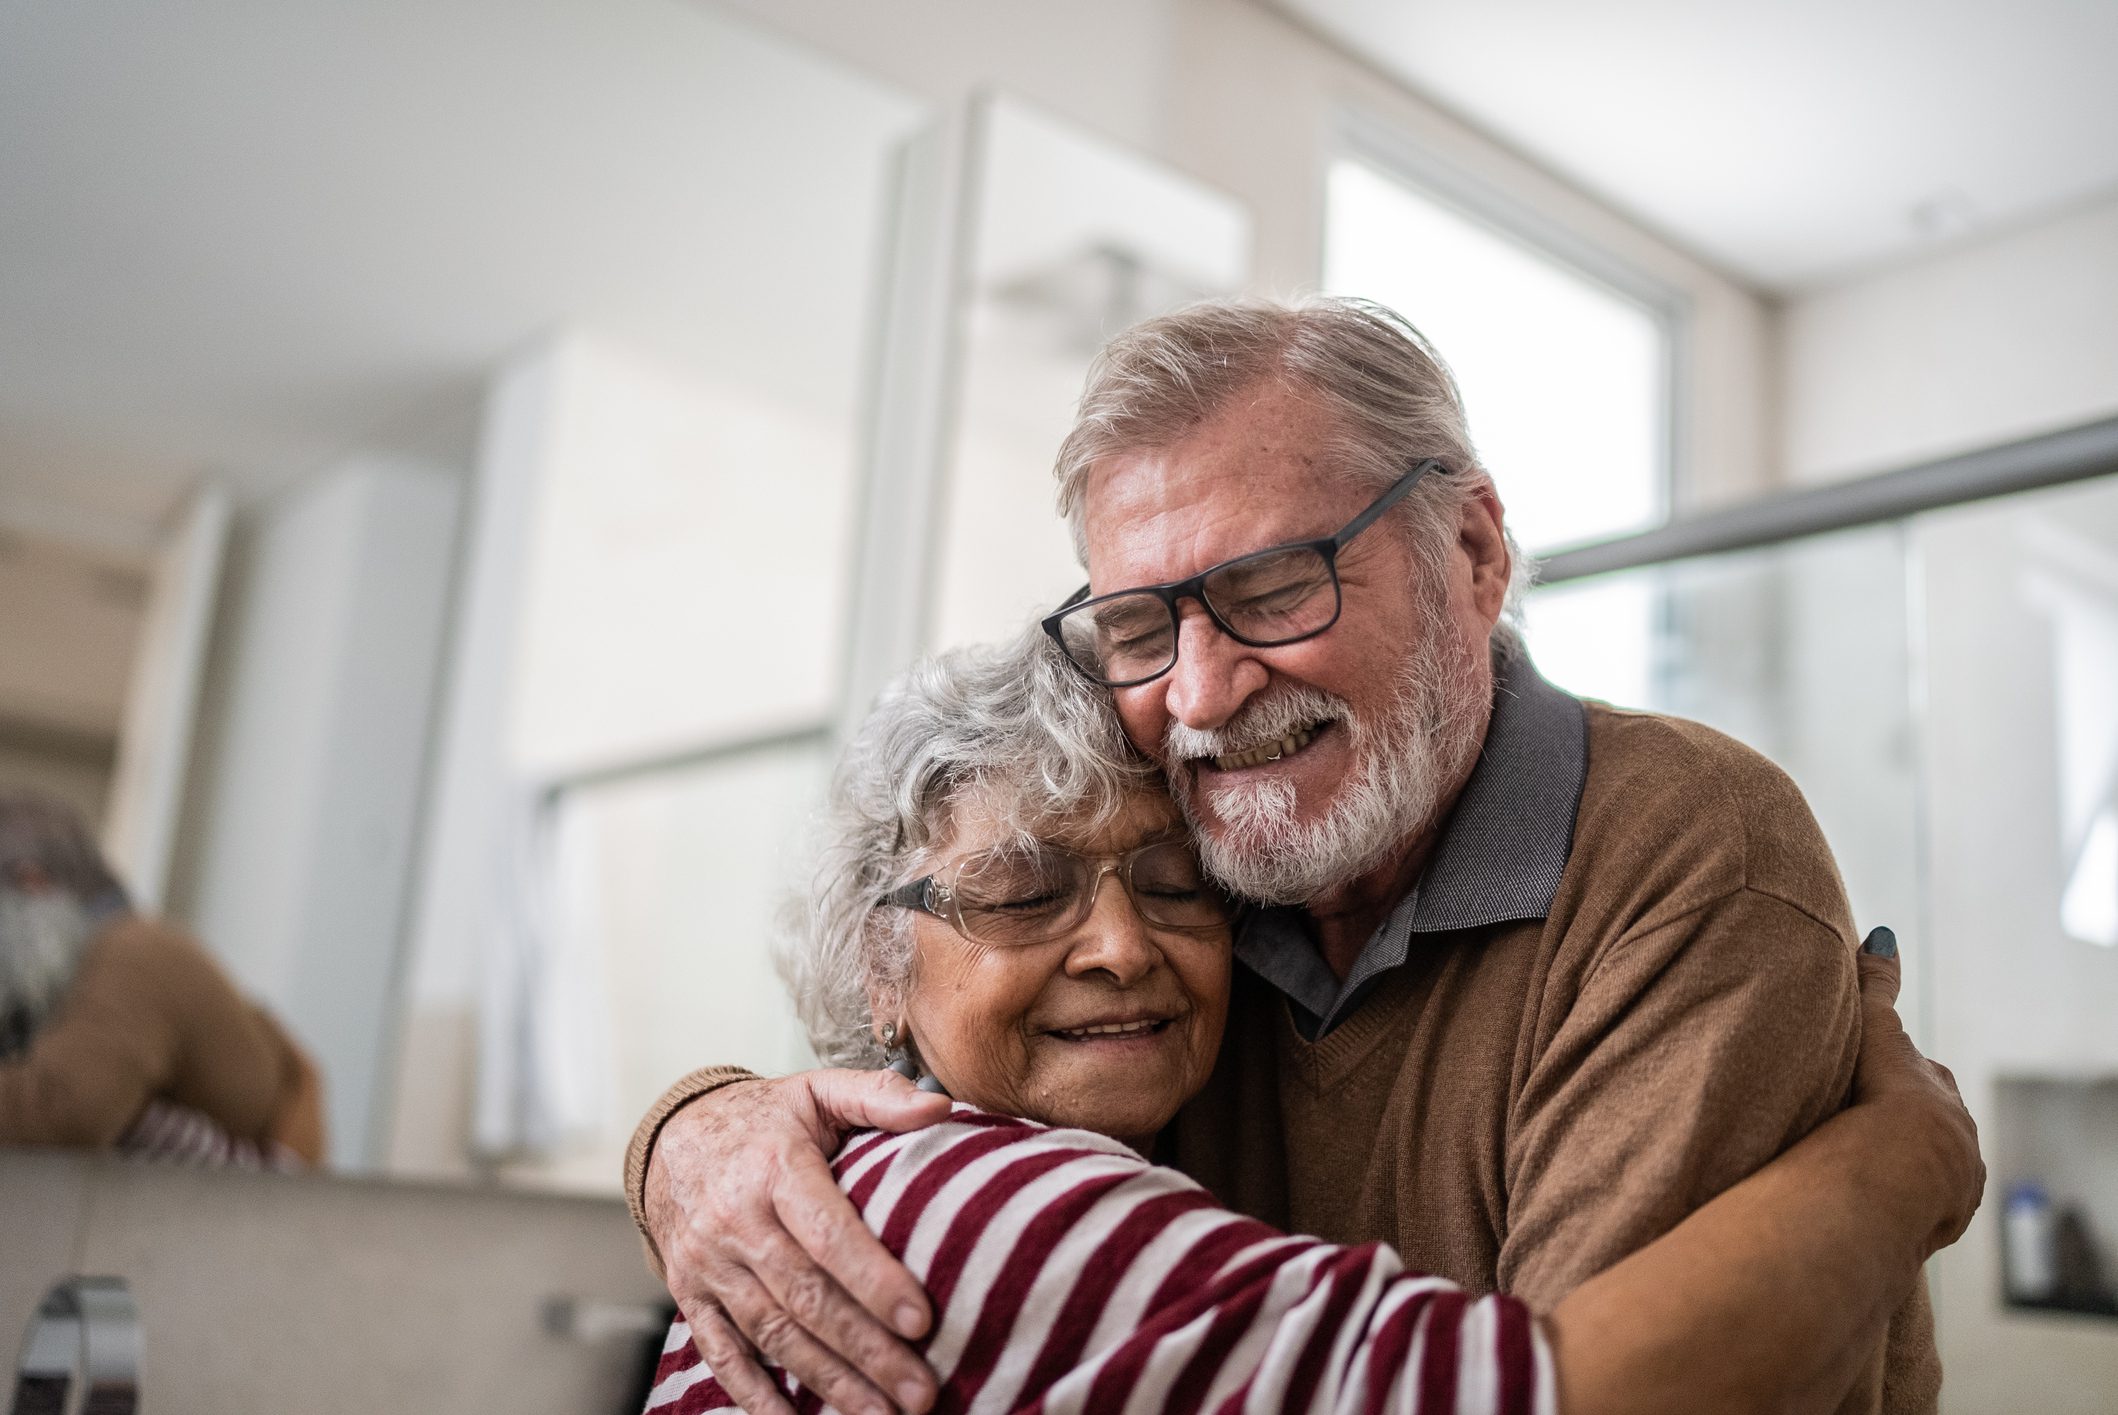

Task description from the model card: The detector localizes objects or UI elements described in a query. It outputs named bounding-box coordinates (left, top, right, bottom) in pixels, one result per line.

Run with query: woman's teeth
left=1055, top=1019, right=1163, bottom=1040
left=1211, top=724, right=1319, bottom=772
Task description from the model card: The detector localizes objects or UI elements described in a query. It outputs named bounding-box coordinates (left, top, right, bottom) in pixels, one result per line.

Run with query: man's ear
left=1457, top=481, right=1512, bottom=630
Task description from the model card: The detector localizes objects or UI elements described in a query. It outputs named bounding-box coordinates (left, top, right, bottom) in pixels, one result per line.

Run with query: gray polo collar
left=1231, top=645, right=1588, bottom=1039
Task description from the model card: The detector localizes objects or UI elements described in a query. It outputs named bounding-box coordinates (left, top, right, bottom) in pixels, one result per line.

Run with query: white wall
left=173, top=456, right=462, bottom=1167
left=1781, top=190, right=2118, bottom=485
left=712, top=0, right=1781, bottom=514
left=708, top=0, right=1176, bottom=156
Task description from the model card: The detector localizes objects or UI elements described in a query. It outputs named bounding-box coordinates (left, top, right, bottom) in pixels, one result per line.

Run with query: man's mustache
left=1162, top=683, right=1351, bottom=764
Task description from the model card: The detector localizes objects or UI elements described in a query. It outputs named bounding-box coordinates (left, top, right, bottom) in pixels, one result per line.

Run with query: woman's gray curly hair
left=779, top=624, right=1157, bottom=1069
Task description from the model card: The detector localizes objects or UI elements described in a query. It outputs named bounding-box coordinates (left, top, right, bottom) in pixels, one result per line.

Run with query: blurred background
left=2, top=1, right=2115, bottom=1410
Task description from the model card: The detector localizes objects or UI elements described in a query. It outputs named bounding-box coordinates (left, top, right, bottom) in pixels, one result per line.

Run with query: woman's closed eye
left=974, top=892, right=1067, bottom=914
left=1136, top=883, right=1207, bottom=901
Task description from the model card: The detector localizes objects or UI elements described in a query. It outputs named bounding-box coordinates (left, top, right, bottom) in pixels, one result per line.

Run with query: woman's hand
left=644, top=1070, right=953, bottom=1415
left=1848, top=930, right=1983, bottom=1259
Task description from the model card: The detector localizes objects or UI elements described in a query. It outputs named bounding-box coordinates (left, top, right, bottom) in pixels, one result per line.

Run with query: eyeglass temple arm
left=1330, top=457, right=1440, bottom=548
left=878, top=879, right=934, bottom=911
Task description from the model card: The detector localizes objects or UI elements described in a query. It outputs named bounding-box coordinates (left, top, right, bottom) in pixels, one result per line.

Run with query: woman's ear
left=866, top=981, right=904, bottom=1046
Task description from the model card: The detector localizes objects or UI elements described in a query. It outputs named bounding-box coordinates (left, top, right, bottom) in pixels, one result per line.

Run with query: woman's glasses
left=1041, top=458, right=1439, bottom=688
left=878, top=837, right=1230, bottom=947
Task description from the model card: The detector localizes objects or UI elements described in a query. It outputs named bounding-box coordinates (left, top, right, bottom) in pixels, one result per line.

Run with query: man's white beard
left=0, top=887, right=98, bottom=1057
left=1164, top=623, right=1490, bottom=906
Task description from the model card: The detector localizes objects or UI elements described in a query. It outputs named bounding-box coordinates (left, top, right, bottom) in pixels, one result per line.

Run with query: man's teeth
left=1056, top=1019, right=1162, bottom=1039
left=1211, top=725, right=1319, bottom=772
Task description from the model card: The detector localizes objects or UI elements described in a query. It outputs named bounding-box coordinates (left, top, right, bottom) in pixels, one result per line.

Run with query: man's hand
left=1850, top=930, right=1983, bottom=1257
left=646, top=1069, right=954, bottom=1415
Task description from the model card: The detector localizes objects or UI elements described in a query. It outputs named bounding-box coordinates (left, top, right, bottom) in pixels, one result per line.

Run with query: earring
left=881, top=1021, right=919, bottom=1081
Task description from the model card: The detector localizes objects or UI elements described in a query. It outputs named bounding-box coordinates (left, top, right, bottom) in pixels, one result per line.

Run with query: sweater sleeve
left=623, top=1064, right=762, bottom=1271
left=0, top=919, right=304, bottom=1147
left=645, top=1113, right=1555, bottom=1415
left=1499, top=886, right=1859, bottom=1305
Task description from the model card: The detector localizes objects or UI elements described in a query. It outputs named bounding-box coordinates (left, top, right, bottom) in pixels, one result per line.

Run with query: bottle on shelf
left=2002, top=1182, right=2057, bottom=1304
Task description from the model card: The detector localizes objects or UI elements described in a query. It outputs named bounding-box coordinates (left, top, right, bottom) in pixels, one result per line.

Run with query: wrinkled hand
left=645, top=1070, right=954, bottom=1415
left=1850, top=936, right=1983, bottom=1257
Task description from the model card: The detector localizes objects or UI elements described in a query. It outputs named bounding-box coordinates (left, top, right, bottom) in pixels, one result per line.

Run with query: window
left=1323, top=157, right=1671, bottom=555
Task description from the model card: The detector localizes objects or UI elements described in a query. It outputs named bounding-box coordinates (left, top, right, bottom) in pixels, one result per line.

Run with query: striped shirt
left=644, top=1107, right=1553, bottom=1415
left=118, top=1098, right=304, bottom=1171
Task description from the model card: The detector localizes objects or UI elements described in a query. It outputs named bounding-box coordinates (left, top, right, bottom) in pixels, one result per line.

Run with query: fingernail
left=896, top=1379, right=931, bottom=1412
left=1862, top=926, right=1898, bottom=959
left=893, top=1302, right=926, bottom=1338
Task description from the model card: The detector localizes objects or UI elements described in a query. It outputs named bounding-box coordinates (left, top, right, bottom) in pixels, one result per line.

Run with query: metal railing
left=1539, top=413, right=2118, bottom=585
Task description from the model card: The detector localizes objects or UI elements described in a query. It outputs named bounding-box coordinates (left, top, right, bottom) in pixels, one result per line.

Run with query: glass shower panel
left=1523, top=524, right=1926, bottom=1041
left=1911, top=474, right=2118, bottom=1403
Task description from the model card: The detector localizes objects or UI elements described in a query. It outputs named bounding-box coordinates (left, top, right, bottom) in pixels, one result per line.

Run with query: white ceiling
left=1276, top=0, right=2118, bottom=292
left=0, top=0, right=923, bottom=542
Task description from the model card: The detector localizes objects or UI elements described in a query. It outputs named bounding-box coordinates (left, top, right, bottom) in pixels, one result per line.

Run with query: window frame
left=1326, top=108, right=1690, bottom=549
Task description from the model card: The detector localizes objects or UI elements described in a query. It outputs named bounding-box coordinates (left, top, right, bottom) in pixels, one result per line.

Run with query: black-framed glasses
left=1041, top=458, right=1441, bottom=687
left=876, top=836, right=1230, bottom=947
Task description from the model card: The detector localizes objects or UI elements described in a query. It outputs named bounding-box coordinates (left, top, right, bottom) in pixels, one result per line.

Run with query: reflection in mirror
left=0, top=0, right=925, bottom=1188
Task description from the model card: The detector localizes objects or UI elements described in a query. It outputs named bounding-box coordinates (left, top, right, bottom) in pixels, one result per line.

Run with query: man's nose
left=1161, top=605, right=1269, bottom=731
left=1063, top=873, right=1161, bottom=987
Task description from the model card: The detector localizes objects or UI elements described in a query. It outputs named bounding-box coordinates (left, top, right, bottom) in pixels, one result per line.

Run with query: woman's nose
left=1063, top=872, right=1161, bottom=985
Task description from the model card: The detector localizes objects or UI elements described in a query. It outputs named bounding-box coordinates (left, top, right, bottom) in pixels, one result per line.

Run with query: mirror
left=0, top=5, right=1256, bottom=1198
left=0, top=0, right=926, bottom=1184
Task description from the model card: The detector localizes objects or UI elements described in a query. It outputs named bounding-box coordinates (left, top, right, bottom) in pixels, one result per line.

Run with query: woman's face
left=885, top=785, right=1231, bottom=1145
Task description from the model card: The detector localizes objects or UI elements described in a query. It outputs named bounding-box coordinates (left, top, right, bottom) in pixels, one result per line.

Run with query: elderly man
left=0, top=789, right=324, bottom=1165
left=625, top=297, right=1939, bottom=1415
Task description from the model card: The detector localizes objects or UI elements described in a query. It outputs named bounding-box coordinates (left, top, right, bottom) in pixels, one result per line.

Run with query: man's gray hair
left=0, top=790, right=129, bottom=905
left=779, top=625, right=1157, bottom=1068
left=1053, top=294, right=1531, bottom=639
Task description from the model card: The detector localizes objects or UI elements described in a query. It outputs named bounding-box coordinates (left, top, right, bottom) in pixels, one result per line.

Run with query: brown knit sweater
left=1165, top=702, right=1938, bottom=1413
left=0, top=914, right=325, bottom=1163
left=626, top=702, right=1939, bottom=1411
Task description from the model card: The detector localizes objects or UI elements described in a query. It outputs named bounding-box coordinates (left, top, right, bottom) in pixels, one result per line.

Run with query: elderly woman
left=643, top=631, right=1978, bottom=1415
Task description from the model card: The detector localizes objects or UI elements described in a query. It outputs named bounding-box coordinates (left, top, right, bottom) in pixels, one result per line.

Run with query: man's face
left=0, top=874, right=98, bottom=1051
left=1078, top=380, right=1502, bottom=903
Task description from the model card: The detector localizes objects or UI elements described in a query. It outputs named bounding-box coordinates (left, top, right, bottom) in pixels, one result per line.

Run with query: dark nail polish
left=1861, top=926, right=1898, bottom=959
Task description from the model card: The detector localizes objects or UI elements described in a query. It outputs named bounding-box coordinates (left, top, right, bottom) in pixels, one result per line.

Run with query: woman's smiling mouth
left=1046, top=1015, right=1177, bottom=1042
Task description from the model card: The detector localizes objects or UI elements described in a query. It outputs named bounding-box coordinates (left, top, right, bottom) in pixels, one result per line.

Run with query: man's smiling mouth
left=1208, top=722, right=1325, bottom=772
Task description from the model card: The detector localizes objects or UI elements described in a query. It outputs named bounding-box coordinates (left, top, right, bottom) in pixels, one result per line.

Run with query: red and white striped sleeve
left=117, top=1099, right=303, bottom=1172
left=644, top=1107, right=1555, bottom=1415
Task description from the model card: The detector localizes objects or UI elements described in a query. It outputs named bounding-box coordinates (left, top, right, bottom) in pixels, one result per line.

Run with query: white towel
left=472, top=784, right=618, bottom=1158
